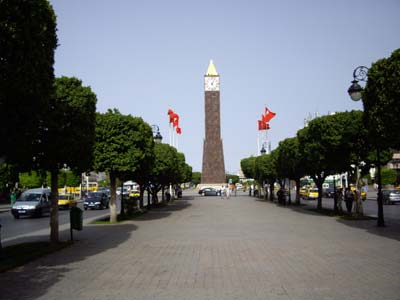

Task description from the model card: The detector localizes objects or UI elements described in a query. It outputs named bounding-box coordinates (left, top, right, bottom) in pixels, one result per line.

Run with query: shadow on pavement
left=136, top=200, right=192, bottom=221
left=336, top=218, right=400, bottom=242
left=252, top=196, right=400, bottom=242
left=0, top=223, right=137, bottom=300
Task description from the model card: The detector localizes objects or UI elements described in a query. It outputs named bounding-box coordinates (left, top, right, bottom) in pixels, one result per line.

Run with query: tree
left=297, top=111, right=369, bottom=210
left=240, top=156, right=256, bottom=180
left=226, top=174, right=239, bottom=184
left=148, top=143, right=179, bottom=205
left=0, top=163, right=19, bottom=197
left=363, top=48, right=400, bottom=149
left=275, top=137, right=305, bottom=205
left=19, top=171, right=47, bottom=189
left=58, top=169, right=81, bottom=188
left=42, top=77, right=97, bottom=242
left=254, top=153, right=277, bottom=201
left=381, top=168, right=397, bottom=186
left=0, top=0, right=57, bottom=164
left=93, top=109, right=154, bottom=222
left=191, top=172, right=202, bottom=186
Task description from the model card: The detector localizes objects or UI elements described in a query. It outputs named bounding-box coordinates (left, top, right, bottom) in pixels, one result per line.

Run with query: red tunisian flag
left=172, top=114, right=179, bottom=127
left=168, top=109, right=179, bottom=126
left=258, top=120, right=271, bottom=130
left=258, top=120, right=266, bottom=130
left=262, top=107, right=276, bottom=123
left=176, top=127, right=182, bottom=134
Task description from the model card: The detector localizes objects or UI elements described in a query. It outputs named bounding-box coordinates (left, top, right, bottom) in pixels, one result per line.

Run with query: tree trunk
left=295, top=178, right=301, bottom=205
left=147, top=188, right=151, bottom=209
left=269, top=181, right=275, bottom=202
left=313, top=176, right=325, bottom=210
left=161, top=186, right=165, bottom=203
left=120, top=179, right=125, bottom=218
left=109, top=173, right=118, bottom=223
left=139, top=187, right=145, bottom=209
left=50, top=169, right=59, bottom=243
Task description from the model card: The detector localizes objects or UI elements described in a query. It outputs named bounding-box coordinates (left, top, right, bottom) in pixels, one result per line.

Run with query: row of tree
left=0, top=1, right=192, bottom=242
left=242, top=49, right=400, bottom=225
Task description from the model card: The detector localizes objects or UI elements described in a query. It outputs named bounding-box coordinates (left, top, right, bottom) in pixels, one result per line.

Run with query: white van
left=11, top=188, right=51, bottom=219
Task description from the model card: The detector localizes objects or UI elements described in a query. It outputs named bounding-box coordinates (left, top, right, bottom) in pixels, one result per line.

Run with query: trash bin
left=70, top=206, right=83, bottom=231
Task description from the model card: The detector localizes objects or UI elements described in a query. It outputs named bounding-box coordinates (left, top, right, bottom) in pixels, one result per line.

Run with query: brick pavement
left=1, top=194, right=399, bottom=300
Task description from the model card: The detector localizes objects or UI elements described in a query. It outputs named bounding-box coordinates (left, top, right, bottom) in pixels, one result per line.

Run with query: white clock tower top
left=206, top=60, right=218, bottom=76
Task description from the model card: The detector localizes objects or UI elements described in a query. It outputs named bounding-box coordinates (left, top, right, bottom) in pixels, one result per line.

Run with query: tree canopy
left=363, top=48, right=400, bottom=149
left=93, top=109, right=154, bottom=222
left=0, top=0, right=57, bottom=164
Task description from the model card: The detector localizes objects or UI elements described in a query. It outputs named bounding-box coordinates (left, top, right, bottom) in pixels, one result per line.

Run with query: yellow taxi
left=299, top=186, right=310, bottom=199
left=307, top=187, right=319, bottom=200
left=350, top=186, right=366, bottom=201
left=128, top=189, right=140, bottom=198
left=58, top=194, right=77, bottom=209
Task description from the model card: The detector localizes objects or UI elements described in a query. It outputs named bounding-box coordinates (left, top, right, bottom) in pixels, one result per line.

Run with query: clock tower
left=201, top=60, right=226, bottom=184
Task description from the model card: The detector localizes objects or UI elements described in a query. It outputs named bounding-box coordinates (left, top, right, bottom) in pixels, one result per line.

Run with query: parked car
left=84, top=192, right=109, bottom=210
left=58, top=193, right=77, bottom=209
left=98, top=187, right=111, bottom=199
left=382, top=189, right=400, bottom=204
left=11, top=188, right=51, bottom=219
left=199, top=187, right=221, bottom=196
left=307, top=188, right=319, bottom=200
left=323, top=187, right=335, bottom=198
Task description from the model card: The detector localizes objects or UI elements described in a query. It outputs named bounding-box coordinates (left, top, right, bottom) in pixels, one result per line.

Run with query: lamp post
left=348, top=66, right=384, bottom=226
left=260, top=145, right=266, bottom=155
left=151, top=125, right=163, bottom=143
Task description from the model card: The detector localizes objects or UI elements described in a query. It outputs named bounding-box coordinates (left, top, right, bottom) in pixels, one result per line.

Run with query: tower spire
left=206, top=59, right=218, bottom=76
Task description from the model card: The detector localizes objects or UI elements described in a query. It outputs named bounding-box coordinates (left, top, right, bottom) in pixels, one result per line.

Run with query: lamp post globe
left=348, top=80, right=363, bottom=101
left=154, top=131, right=163, bottom=143
left=151, top=124, right=163, bottom=143
left=260, top=146, right=266, bottom=155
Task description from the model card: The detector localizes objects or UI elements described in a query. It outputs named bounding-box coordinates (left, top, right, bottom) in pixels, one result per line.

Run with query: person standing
left=10, top=190, right=17, bottom=206
left=345, top=187, right=354, bottom=214
left=225, top=185, right=230, bottom=199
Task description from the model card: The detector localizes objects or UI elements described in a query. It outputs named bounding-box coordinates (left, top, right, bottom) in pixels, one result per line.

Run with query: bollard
left=70, top=206, right=83, bottom=241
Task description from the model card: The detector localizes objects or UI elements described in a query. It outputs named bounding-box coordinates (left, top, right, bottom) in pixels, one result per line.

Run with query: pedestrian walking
left=225, top=185, right=230, bottom=199
left=345, top=187, right=354, bottom=214
left=220, top=185, right=225, bottom=199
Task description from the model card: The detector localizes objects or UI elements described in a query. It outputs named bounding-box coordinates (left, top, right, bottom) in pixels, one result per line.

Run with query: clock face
left=205, top=76, right=219, bottom=91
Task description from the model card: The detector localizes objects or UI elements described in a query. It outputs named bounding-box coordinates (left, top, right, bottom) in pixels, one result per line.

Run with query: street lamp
left=260, top=146, right=266, bottom=155
left=348, top=66, right=384, bottom=226
left=348, top=66, right=368, bottom=101
left=151, top=125, right=163, bottom=143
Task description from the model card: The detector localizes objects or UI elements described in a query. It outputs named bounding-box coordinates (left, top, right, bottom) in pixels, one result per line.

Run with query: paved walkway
left=1, top=194, right=399, bottom=300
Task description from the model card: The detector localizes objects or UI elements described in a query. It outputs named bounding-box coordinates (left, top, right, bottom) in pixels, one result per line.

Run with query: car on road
left=382, top=189, right=400, bottom=204
left=199, top=187, right=221, bottom=196
left=58, top=193, right=77, bottom=210
left=307, top=188, right=319, bottom=200
left=11, top=188, right=51, bottom=219
left=84, top=192, right=109, bottom=210
left=128, top=189, right=140, bottom=198
left=323, top=187, right=335, bottom=198
left=299, top=186, right=310, bottom=199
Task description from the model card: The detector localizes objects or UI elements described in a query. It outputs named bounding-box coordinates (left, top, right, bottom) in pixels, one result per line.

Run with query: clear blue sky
left=49, top=0, right=400, bottom=174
